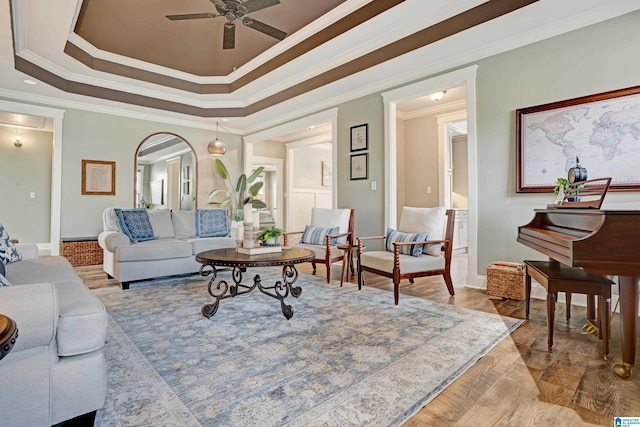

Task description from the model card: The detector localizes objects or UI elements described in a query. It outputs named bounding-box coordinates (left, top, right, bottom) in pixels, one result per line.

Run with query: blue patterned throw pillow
left=114, top=209, right=156, bottom=242
left=300, top=225, right=340, bottom=246
left=0, top=222, right=22, bottom=264
left=385, top=228, right=429, bottom=257
left=196, top=209, right=229, bottom=238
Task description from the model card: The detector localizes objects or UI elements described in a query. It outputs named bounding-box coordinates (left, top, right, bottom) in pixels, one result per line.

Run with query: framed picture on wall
left=81, top=159, right=115, bottom=195
left=516, top=85, right=640, bottom=192
left=350, top=153, right=368, bottom=180
left=350, top=124, right=368, bottom=152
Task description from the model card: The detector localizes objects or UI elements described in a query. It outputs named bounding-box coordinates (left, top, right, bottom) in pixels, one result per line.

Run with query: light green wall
left=59, top=108, right=242, bottom=238
left=474, top=10, right=640, bottom=274
left=337, top=94, right=384, bottom=240
left=0, top=127, right=52, bottom=242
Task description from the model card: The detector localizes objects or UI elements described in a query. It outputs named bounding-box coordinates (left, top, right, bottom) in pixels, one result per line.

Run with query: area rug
left=92, top=269, right=522, bottom=427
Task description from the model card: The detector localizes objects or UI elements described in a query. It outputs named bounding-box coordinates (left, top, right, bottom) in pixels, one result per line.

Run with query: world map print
left=520, top=92, right=640, bottom=189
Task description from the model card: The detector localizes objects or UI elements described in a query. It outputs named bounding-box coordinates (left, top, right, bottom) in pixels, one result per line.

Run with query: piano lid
left=518, top=209, right=640, bottom=276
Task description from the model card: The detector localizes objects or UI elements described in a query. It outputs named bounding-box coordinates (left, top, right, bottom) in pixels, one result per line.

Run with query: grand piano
left=518, top=208, right=640, bottom=379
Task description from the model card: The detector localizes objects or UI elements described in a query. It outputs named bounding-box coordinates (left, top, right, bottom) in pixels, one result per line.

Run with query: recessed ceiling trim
left=15, top=0, right=539, bottom=118
left=62, top=0, right=405, bottom=95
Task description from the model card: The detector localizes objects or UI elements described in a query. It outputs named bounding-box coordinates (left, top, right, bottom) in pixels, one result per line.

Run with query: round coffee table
left=0, top=314, right=18, bottom=361
left=195, top=247, right=315, bottom=319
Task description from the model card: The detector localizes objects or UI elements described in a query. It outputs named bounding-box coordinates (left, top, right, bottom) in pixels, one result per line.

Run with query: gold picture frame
left=81, top=160, right=115, bottom=195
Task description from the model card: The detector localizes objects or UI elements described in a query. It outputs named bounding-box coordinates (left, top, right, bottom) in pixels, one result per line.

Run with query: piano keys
left=518, top=208, right=640, bottom=379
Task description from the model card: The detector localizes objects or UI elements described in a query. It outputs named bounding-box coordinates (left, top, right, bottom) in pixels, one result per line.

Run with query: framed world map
left=516, top=85, right=640, bottom=193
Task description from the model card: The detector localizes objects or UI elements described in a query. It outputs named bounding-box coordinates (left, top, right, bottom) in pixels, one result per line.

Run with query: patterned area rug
left=93, top=269, right=522, bottom=427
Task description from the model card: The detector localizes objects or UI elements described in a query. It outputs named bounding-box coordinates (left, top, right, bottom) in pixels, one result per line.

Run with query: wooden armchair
left=283, top=208, right=355, bottom=283
left=357, top=207, right=455, bottom=304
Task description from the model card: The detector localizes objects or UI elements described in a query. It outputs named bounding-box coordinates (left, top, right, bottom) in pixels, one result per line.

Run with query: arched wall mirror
left=134, top=133, right=197, bottom=210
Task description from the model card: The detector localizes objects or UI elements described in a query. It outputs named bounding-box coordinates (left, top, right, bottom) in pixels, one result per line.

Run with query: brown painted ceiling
left=74, top=0, right=347, bottom=77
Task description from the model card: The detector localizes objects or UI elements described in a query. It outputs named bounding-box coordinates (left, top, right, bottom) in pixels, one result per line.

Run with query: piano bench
left=523, top=260, right=614, bottom=360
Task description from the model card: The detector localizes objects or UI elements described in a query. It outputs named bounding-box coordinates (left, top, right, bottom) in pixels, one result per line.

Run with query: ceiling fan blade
left=166, top=13, right=218, bottom=20
left=241, top=0, right=281, bottom=14
left=242, top=17, right=287, bottom=41
left=223, top=22, right=236, bottom=50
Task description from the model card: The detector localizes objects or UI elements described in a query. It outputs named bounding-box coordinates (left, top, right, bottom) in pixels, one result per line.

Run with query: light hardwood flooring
left=77, top=254, right=640, bottom=426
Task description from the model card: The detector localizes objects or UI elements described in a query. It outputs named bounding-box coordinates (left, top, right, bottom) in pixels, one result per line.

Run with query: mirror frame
left=134, top=132, right=198, bottom=209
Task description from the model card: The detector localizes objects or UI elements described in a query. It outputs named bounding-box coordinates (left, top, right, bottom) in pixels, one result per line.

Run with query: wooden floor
left=77, top=254, right=640, bottom=426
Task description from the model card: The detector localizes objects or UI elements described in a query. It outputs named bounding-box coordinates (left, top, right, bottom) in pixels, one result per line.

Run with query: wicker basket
left=59, top=240, right=103, bottom=267
left=486, top=260, right=526, bottom=300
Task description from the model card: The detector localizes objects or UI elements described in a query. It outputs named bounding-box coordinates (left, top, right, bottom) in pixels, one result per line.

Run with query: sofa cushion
left=147, top=209, right=175, bottom=239
left=116, top=239, right=193, bottom=262
left=0, top=222, right=22, bottom=264
left=54, top=281, right=108, bottom=356
left=385, top=228, right=429, bottom=257
left=196, top=209, right=229, bottom=237
left=0, top=272, right=11, bottom=287
left=103, top=207, right=121, bottom=232
left=5, top=256, right=83, bottom=286
left=115, top=209, right=155, bottom=242
left=172, top=210, right=197, bottom=238
left=300, top=225, right=339, bottom=246
left=189, top=236, right=236, bottom=254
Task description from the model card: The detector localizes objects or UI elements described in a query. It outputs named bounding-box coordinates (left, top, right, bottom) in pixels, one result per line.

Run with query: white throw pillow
left=147, top=209, right=176, bottom=239
left=172, top=210, right=197, bottom=238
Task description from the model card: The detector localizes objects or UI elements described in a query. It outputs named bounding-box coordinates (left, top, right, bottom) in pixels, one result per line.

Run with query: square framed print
left=350, top=153, right=368, bottom=180
left=350, top=124, right=368, bottom=152
left=81, top=160, right=115, bottom=195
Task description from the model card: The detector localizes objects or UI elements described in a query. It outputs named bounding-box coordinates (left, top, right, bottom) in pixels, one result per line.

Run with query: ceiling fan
left=166, top=0, right=287, bottom=50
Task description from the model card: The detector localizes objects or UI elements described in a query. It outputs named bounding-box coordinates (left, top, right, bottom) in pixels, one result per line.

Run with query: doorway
left=382, top=65, right=479, bottom=287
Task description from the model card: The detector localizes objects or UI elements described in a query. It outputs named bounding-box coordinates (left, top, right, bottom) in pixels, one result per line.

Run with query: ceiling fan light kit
left=166, top=0, right=287, bottom=50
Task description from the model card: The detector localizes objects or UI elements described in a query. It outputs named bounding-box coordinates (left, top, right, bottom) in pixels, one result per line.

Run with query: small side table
left=0, top=314, right=18, bottom=361
left=337, top=243, right=362, bottom=289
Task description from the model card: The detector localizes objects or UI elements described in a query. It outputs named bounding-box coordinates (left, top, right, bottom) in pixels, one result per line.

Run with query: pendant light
left=207, top=122, right=226, bottom=156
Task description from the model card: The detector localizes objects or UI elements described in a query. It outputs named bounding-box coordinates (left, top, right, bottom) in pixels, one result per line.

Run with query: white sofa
left=0, top=244, right=108, bottom=427
left=99, top=208, right=236, bottom=289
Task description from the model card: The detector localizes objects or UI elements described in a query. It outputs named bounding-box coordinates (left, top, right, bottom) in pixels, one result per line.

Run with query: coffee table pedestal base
left=200, top=265, right=302, bottom=319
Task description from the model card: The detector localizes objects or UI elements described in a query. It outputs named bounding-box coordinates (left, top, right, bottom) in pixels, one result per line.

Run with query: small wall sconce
left=14, top=135, right=23, bottom=147
left=429, top=91, right=446, bottom=102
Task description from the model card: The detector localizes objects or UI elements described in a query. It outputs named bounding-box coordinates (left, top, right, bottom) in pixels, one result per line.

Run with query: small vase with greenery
left=208, top=159, right=266, bottom=221
left=257, top=226, right=284, bottom=246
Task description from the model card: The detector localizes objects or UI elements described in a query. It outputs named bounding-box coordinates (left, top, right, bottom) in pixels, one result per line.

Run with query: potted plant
left=553, top=177, right=583, bottom=202
left=208, top=159, right=266, bottom=221
left=257, top=226, right=284, bottom=246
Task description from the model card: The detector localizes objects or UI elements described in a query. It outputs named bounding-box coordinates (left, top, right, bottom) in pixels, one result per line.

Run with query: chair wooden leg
left=443, top=271, right=455, bottom=296
left=394, top=281, right=400, bottom=305
left=547, top=292, right=556, bottom=352
left=409, top=278, right=414, bottom=284
left=565, top=292, right=572, bottom=322
left=326, top=260, right=331, bottom=283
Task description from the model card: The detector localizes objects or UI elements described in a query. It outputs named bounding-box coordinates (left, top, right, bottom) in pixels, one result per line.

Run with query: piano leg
left=612, top=276, right=639, bottom=379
